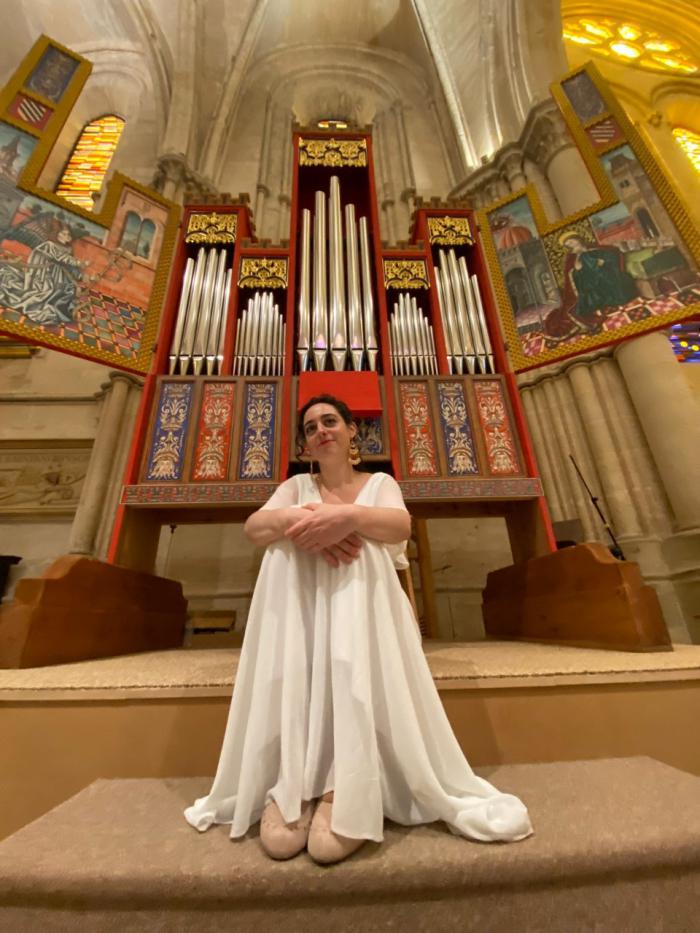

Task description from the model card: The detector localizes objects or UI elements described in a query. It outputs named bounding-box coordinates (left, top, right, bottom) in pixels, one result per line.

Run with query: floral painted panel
left=398, top=381, right=439, bottom=477
left=191, top=382, right=235, bottom=481
left=436, top=381, right=478, bottom=476
left=472, top=380, right=520, bottom=476
left=145, top=382, right=193, bottom=481
left=238, top=382, right=277, bottom=481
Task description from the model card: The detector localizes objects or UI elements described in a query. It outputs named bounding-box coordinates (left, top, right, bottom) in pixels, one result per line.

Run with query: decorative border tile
left=121, top=478, right=542, bottom=506
left=191, top=382, right=235, bottom=482
left=144, top=381, right=193, bottom=481
left=398, top=381, right=439, bottom=477
left=436, top=381, right=479, bottom=476
left=399, top=478, right=542, bottom=501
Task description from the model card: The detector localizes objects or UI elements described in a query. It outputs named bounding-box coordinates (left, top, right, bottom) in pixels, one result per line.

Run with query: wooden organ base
left=483, top=543, right=671, bottom=652
left=0, top=556, right=187, bottom=669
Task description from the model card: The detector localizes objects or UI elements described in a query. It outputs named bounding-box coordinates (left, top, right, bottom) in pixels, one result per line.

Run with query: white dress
left=185, top=472, right=532, bottom=843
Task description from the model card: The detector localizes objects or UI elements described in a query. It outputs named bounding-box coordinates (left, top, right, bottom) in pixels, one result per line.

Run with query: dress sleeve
left=375, top=473, right=409, bottom=512
left=258, top=476, right=300, bottom=510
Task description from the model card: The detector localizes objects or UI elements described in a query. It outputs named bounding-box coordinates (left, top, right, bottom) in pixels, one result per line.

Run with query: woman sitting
left=185, top=394, right=532, bottom=863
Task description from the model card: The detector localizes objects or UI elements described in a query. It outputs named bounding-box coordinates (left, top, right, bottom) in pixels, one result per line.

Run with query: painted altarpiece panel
left=480, top=63, right=700, bottom=372
left=0, top=36, right=179, bottom=375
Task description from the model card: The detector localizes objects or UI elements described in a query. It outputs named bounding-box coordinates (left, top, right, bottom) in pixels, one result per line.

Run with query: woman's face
left=302, top=403, right=356, bottom=463
left=565, top=237, right=585, bottom=254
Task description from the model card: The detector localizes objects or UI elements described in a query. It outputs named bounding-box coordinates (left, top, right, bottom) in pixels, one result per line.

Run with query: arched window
left=56, top=114, right=125, bottom=210
left=119, top=212, right=157, bottom=261
left=672, top=127, right=700, bottom=175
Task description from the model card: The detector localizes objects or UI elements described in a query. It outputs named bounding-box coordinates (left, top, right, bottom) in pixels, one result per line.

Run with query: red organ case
left=110, top=128, right=555, bottom=623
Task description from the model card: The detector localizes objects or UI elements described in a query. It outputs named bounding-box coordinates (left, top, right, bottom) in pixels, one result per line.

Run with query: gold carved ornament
left=185, top=211, right=237, bottom=244
left=427, top=216, right=474, bottom=246
left=383, top=260, right=430, bottom=290
left=299, top=137, right=367, bottom=168
left=238, top=258, right=288, bottom=289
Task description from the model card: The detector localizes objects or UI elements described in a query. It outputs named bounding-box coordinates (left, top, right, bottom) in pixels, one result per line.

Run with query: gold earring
left=348, top=440, right=361, bottom=466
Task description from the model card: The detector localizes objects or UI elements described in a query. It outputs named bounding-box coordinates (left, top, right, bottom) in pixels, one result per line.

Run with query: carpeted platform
left=0, top=757, right=699, bottom=931
left=2, top=641, right=700, bottom=698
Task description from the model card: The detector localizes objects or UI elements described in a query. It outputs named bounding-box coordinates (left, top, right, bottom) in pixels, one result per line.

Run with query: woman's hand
left=319, top=533, right=364, bottom=567
left=285, top=502, right=358, bottom=552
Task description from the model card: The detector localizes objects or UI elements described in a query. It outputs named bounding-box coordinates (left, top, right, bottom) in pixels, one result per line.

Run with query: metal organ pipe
left=388, top=292, right=437, bottom=376
left=359, top=217, right=378, bottom=372
left=169, top=256, right=194, bottom=375
left=328, top=175, right=348, bottom=371
left=170, top=247, right=233, bottom=376
left=298, top=177, right=378, bottom=373
left=345, top=202, right=364, bottom=372
left=312, top=190, right=328, bottom=371
left=297, top=208, right=311, bottom=372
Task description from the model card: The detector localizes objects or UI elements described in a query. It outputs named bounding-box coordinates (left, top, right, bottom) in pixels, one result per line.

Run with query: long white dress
left=185, top=472, right=532, bottom=843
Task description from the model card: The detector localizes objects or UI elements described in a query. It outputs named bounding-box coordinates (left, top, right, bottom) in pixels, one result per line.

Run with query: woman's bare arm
left=244, top=507, right=301, bottom=546
left=286, top=503, right=411, bottom=550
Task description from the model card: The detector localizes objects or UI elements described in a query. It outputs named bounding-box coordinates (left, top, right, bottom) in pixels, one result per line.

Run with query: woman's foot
left=259, top=799, right=314, bottom=860
left=307, top=792, right=366, bottom=865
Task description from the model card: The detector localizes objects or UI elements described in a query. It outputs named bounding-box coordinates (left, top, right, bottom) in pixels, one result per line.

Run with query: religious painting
left=24, top=45, right=79, bottom=103
left=487, top=196, right=562, bottom=352
left=561, top=71, right=607, bottom=123
left=0, top=190, right=152, bottom=363
left=482, top=65, right=700, bottom=372
left=0, top=36, right=179, bottom=374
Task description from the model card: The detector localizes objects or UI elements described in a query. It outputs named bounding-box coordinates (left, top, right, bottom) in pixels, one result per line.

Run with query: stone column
left=590, top=357, right=673, bottom=538
left=392, top=101, right=416, bottom=216
left=68, top=373, right=135, bottom=556
left=500, top=148, right=527, bottom=192
left=374, top=114, right=399, bottom=243
left=546, top=142, right=599, bottom=216
left=616, top=333, right=700, bottom=532
left=521, top=386, right=565, bottom=521
left=523, top=158, right=561, bottom=221
left=567, top=361, right=644, bottom=540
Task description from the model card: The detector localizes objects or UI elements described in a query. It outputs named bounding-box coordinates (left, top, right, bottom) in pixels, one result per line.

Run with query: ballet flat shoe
left=259, top=799, right=314, bottom=860
left=307, top=796, right=366, bottom=865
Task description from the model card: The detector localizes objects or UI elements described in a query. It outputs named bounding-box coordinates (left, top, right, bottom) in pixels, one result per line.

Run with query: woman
left=185, top=395, right=532, bottom=863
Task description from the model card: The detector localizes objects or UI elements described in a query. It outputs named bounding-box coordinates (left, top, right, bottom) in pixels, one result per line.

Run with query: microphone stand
left=568, top=454, right=625, bottom=561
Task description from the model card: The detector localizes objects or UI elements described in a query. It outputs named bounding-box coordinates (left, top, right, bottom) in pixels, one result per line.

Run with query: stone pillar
left=523, top=158, right=561, bottom=221
left=546, top=143, right=599, bottom=216
left=68, top=373, right=134, bottom=556
left=590, top=357, right=673, bottom=538
left=521, top=386, right=565, bottom=521
left=616, top=332, right=700, bottom=532
left=374, top=115, right=400, bottom=243
left=392, top=101, right=416, bottom=214
left=500, top=149, right=527, bottom=192
left=567, top=361, right=644, bottom=540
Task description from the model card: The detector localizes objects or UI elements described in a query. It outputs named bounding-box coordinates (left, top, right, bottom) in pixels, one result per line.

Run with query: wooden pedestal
left=482, top=543, right=671, bottom=651
left=0, top=556, right=188, bottom=669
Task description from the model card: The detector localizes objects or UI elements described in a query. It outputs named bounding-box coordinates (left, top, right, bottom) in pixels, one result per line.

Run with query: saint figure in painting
left=0, top=221, right=86, bottom=325
left=544, top=233, right=638, bottom=342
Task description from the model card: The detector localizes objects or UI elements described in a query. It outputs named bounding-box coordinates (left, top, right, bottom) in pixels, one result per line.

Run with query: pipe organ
left=113, top=128, right=551, bottom=590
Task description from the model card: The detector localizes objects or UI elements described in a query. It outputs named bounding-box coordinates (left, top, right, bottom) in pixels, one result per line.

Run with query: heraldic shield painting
left=482, top=65, right=700, bottom=372
left=0, top=37, right=179, bottom=374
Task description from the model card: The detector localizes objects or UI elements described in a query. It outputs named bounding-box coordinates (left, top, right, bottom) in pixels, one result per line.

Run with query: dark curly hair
left=296, top=394, right=357, bottom=458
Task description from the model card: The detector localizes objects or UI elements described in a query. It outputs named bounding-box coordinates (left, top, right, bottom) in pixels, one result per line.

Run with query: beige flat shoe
left=259, top=799, right=314, bottom=860
left=307, top=792, right=366, bottom=865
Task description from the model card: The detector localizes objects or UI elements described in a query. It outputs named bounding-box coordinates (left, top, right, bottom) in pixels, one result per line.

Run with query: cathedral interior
left=0, top=1, right=699, bottom=927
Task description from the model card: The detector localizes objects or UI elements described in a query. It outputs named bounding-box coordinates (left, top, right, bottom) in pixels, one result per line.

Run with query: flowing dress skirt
left=185, top=485, right=532, bottom=842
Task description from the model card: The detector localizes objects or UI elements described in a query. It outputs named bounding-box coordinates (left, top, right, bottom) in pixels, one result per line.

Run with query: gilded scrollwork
left=238, top=258, right=288, bottom=289
left=185, top=211, right=237, bottom=244
left=427, top=216, right=474, bottom=246
left=299, top=137, right=367, bottom=168
left=383, top=259, right=429, bottom=290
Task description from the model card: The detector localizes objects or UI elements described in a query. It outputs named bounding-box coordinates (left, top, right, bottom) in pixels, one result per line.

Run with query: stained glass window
left=672, top=128, right=700, bottom=175
left=562, top=18, right=697, bottom=74
left=56, top=114, right=125, bottom=210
